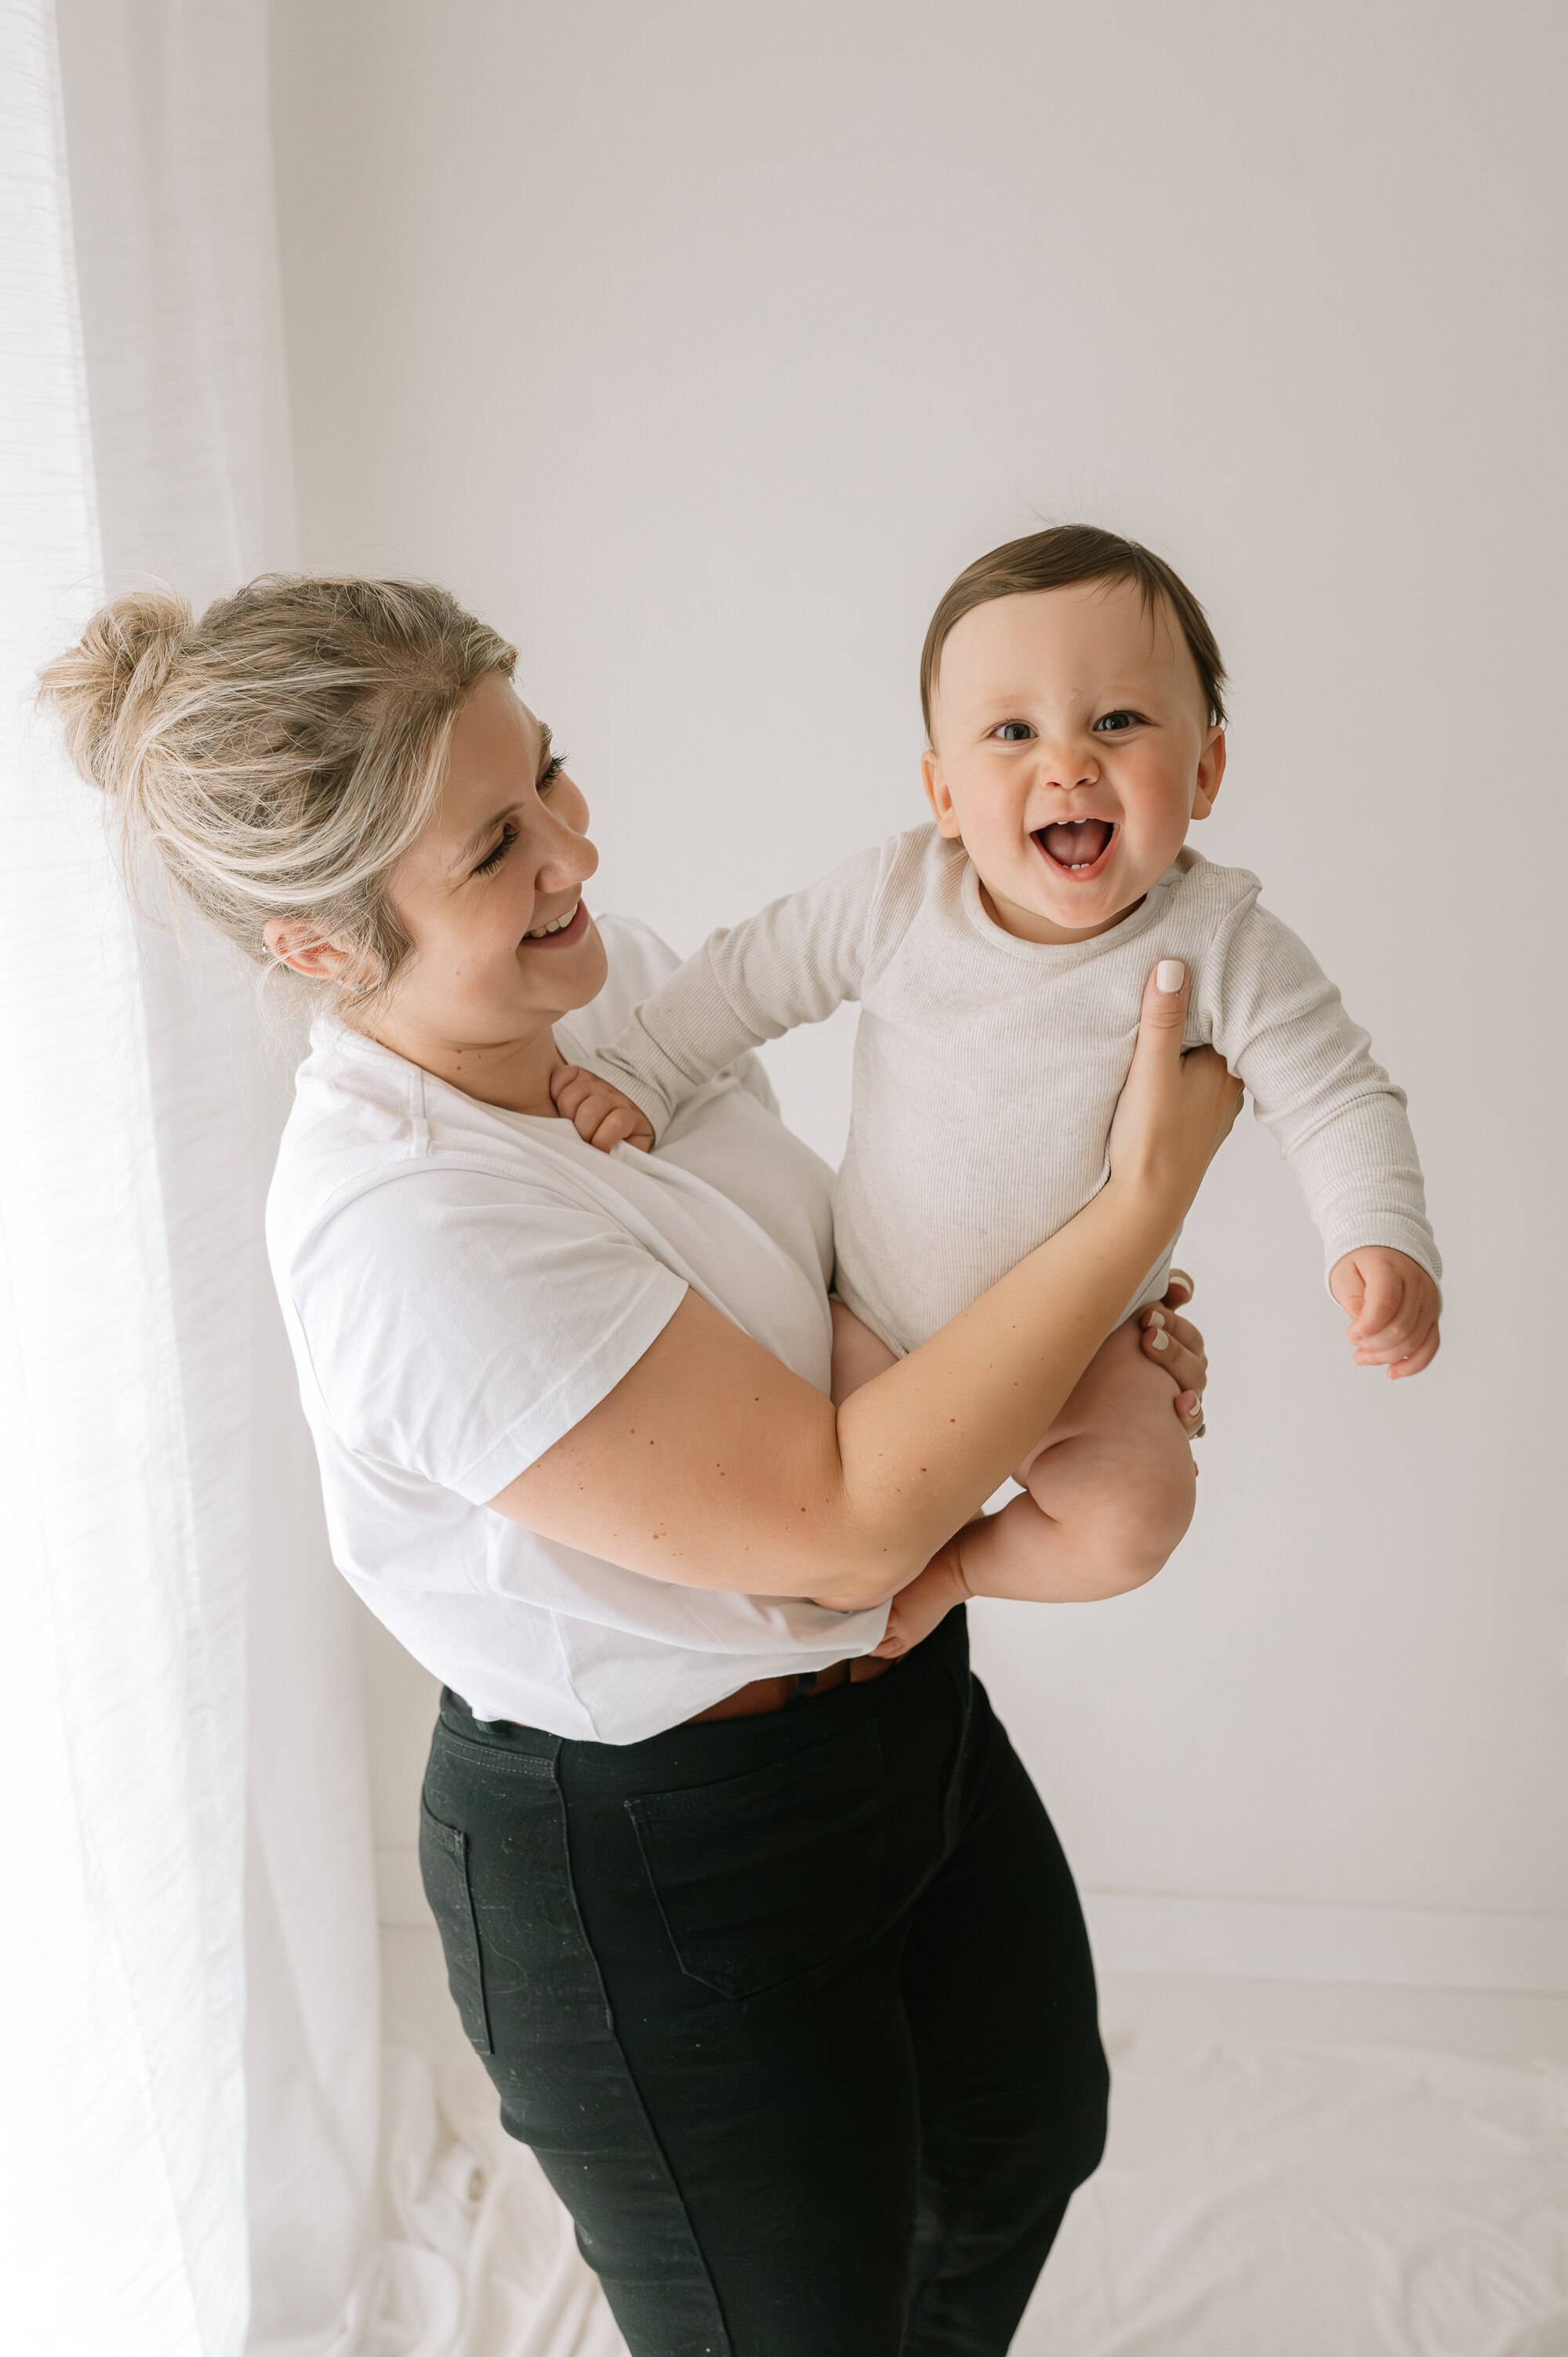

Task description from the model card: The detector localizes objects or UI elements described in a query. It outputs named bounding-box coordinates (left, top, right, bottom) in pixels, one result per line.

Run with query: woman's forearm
left=817, top=1171, right=1178, bottom=1604
left=493, top=969, right=1240, bottom=1600
left=492, top=1169, right=1181, bottom=1605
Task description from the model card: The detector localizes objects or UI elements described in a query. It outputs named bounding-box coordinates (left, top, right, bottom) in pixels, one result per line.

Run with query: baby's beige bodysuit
left=597, top=826, right=1439, bottom=1355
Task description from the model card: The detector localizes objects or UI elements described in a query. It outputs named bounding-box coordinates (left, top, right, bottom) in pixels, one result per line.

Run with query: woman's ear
left=263, top=916, right=351, bottom=979
left=921, top=749, right=963, bottom=840
left=1191, top=725, right=1227, bottom=820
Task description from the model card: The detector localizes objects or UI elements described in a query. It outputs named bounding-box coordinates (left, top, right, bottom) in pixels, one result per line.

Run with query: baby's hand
left=1328, top=1248, right=1441, bottom=1378
left=550, top=1063, right=655, bottom=1153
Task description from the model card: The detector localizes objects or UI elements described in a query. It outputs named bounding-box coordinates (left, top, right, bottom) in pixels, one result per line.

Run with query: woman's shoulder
left=267, top=913, right=689, bottom=1255
left=267, top=1019, right=425, bottom=1232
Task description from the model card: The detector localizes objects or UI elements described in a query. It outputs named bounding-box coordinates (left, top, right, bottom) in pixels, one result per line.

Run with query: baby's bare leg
left=964, top=1315, right=1196, bottom=1602
left=829, top=1298, right=899, bottom=1406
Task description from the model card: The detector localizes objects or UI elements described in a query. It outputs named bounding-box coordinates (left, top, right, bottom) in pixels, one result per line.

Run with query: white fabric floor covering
left=332, top=2050, right=627, bottom=2357
left=1020, top=2038, right=1568, bottom=2357
left=344, top=2037, right=1568, bottom=2357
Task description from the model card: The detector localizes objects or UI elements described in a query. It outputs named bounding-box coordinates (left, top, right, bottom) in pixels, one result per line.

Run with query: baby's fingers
left=1387, top=1322, right=1442, bottom=1379
left=549, top=1063, right=595, bottom=1120
left=550, top=1064, right=652, bottom=1152
left=1346, top=1262, right=1406, bottom=1344
left=590, top=1103, right=653, bottom=1151
left=1350, top=1272, right=1437, bottom=1359
left=1356, top=1301, right=1440, bottom=1371
left=569, top=1087, right=625, bottom=1146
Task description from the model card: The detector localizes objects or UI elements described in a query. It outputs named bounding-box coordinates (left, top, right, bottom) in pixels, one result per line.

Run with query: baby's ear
left=1191, top=725, right=1227, bottom=821
left=921, top=749, right=963, bottom=838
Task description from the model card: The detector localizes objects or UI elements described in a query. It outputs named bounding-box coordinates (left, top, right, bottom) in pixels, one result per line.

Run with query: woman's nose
left=539, top=815, right=599, bottom=891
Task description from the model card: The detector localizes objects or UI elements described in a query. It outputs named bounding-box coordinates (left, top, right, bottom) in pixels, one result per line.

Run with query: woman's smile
left=521, top=897, right=588, bottom=946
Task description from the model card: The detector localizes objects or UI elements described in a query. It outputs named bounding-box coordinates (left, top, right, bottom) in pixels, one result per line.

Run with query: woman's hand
left=1106, top=961, right=1243, bottom=1218
left=1141, top=1268, right=1209, bottom=1439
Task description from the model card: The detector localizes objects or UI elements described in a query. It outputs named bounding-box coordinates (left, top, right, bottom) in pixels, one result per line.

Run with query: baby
left=557, top=526, right=1441, bottom=1644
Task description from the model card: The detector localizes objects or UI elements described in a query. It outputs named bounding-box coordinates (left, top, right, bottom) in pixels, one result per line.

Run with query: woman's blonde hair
left=38, top=573, right=517, bottom=1015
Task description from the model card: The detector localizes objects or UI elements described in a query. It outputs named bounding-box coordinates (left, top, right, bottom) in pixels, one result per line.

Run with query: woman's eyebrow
left=451, top=725, right=555, bottom=869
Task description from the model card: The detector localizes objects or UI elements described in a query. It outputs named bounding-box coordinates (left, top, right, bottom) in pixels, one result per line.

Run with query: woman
left=43, top=575, right=1237, bottom=2357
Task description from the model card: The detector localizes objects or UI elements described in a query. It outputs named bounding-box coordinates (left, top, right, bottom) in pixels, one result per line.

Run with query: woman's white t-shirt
left=266, top=915, right=890, bottom=1744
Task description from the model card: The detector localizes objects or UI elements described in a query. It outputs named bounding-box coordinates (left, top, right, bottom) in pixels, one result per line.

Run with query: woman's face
left=379, top=672, right=607, bottom=1055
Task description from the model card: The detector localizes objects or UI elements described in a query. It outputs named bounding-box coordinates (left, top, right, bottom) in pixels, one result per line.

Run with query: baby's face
left=923, top=579, right=1225, bottom=945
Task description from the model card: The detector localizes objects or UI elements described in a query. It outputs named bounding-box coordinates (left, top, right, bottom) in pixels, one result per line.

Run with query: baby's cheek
left=1109, top=783, right=1192, bottom=903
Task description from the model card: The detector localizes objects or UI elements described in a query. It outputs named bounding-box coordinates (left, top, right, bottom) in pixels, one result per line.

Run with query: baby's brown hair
left=920, top=525, right=1228, bottom=743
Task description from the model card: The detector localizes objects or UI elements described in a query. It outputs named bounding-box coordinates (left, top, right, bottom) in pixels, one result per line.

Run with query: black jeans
left=419, top=1610, right=1107, bottom=2356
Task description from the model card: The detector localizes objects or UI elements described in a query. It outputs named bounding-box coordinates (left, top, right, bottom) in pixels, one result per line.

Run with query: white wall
left=268, top=0, right=1567, bottom=1969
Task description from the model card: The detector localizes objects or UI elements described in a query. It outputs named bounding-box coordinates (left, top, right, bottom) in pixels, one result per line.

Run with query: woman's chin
left=512, top=913, right=608, bottom=1010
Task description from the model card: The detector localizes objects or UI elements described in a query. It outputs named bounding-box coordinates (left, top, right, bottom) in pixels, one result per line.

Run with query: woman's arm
left=488, top=964, right=1242, bottom=1608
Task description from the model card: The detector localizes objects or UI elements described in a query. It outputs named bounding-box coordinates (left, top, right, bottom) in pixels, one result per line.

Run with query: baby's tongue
left=1041, top=818, right=1112, bottom=869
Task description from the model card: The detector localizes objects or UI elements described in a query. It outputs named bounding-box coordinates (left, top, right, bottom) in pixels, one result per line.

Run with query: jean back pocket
left=419, top=1797, right=494, bottom=2054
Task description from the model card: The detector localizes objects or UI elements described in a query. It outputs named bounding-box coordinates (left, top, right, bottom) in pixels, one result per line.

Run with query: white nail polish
left=1156, top=959, right=1185, bottom=994
left=1152, top=1328, right=1169, bottom=1349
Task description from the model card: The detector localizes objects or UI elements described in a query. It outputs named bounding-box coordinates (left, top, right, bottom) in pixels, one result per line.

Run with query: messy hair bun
left=42, top=587, right=194, bottom=800
left=38, top=575, right=517, bottom=1016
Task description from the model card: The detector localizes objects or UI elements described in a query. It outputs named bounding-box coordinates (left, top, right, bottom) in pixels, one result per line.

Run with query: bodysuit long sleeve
left=596, top=828, right=1439, bottom=1355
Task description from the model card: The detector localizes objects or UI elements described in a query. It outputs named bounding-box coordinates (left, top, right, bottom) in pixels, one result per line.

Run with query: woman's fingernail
left=1151, top=1328, right=1169, bottom=1349
left=1156, top=959, right=1185, bottom=993
left=1145, top=1309, right=1165, bottom=1329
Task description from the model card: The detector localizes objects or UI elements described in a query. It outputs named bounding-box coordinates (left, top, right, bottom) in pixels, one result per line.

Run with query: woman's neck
left=370, top=1011, right=565, bottom=1117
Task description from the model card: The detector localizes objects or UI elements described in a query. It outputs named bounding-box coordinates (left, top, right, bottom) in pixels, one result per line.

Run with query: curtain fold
left=0, top=4, right=249, bottom=2343
left=1, top=4, right=379, bottom=2349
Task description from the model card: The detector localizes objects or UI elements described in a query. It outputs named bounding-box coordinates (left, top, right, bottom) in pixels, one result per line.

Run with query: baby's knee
left=1070, top=1437, right=1196, bottom=1592
left=1132, top=1416, right=1197, bottom=1529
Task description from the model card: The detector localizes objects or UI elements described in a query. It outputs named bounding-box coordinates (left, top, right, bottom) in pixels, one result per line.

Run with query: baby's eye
left=993, top=721, right=1035, bottom=743
left=1094, top=710, right=1142, bottom=734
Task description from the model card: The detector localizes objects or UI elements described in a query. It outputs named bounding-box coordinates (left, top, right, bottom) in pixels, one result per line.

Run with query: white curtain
left=0, top=2, right=379, bottom=2350
left=2, top=9, right=625, bottom=2350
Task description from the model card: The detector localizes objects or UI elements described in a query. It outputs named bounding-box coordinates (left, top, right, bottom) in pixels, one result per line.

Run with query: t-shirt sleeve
left=594, top=844, right=883, bottom=1135
left=289, top=1168, right=688, bottom=1503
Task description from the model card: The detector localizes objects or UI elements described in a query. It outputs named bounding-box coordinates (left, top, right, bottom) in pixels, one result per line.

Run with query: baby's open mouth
left=1034, top=819, right=1116, bottom=876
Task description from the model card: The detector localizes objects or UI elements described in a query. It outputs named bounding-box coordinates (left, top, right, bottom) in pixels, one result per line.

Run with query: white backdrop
left=266, top=0, right=1566, bottom=1966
